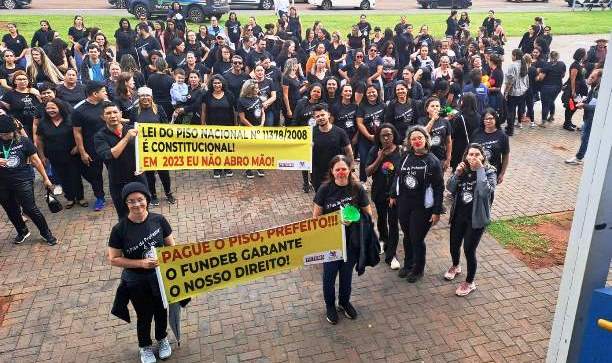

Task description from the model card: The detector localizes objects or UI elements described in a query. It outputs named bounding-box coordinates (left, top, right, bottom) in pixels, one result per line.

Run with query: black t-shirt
left=0, top=64, right=23, bottom=85
left=293, top=98, right=319, bottom=127
left=282, top=75, right=303, bottom=112
left=331, top=102, right=358, bottom=139
left=94, top=125, right=138, bottom=185
left=569, top=61, right=587, bottom=94
left=134, top=36, right=161, bottom=66
left=36, top=117, right=75, bottom=161
left=146, top=73, right=174, bottom=104
left=0, top=137, right=36, bottom=184
left=166, top=52, right=186, bottom=70
left=384, top=99, right=414, bottom=140
left=114, top=29, right=137, bottom=52
left=182, top=63, right=210, bottom=80
left=357, top=22, right=372, bottom=41
left=472, top=129, right=509, bottom=173
left=356, top=102, right=386, bottom=136
left=428, top=118, right=452, bottom=161
left=2, top=34, right=27, bottom=57
left=204, top=92, right=235, bottom=126
left=256, top=78, right=275, bottom=104
left=237, top=96, right=263, bottom=125
left=347, top=35, right=362, bottom=50
left=366, top=146, right=401, bottom=202
left=1, top=91, right=42, bottom=137
left=72, top=100, right=105, bottom=157
left=314, top=181, right=369, bottom=215
left=129, top=106, right=168, bottom=125
left=395, top=152, right=444, bottom=214
left=489, top=67, right=504, bottom=92
left=212, top=60, right=232, bottom=76
left=541, top=61, right=566, bottom=87
left=342, top=63, right=369, bottom=86
left=225, top=20, right=242, bottom=42
left=455, top=169, right=477, bottom=216
left=108, top=213, right=172, bottom=272
left=312, top=125, right=350, bottom=176
left=68, top=27, right=86, bottom=42
left=56, top=84, right=86, bottom=107
left=224, top=71, right=250, bottom=101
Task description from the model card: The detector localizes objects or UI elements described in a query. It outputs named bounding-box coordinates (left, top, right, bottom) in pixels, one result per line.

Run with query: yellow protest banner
left=154, top=212, right=345, bottom=307
left=135, top=123, right=312, bottom=171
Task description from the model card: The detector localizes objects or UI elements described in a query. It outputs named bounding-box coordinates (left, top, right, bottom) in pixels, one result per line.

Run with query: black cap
left=0, top=115, right=16, bottom=133
left=121, top=182, right=151, bottom=205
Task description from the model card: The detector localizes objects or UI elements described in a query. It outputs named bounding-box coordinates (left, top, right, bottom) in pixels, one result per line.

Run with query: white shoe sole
left=14, top=231, right=31, bottom=244
left=456, top=285, right=476, bottom=296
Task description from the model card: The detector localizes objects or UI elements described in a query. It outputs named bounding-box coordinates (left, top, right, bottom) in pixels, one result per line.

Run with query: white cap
left=137, top=86, right=153, bottom=97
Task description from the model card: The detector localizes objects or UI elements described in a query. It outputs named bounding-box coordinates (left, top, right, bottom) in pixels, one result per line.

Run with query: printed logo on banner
left=303, top=250, right=344, bottom=265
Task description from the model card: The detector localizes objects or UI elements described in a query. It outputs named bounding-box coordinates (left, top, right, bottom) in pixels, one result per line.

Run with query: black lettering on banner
left=234, top=255, right=291, bottom=278
left=142, top=141, right=149, bottom=153
left=183, top=270, right=232, bottom=293
left=170, top=285, right=180, bottom=297
left=166, top=267, right=177, bottom=281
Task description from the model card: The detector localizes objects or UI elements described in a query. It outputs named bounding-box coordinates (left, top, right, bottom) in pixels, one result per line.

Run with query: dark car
left=417, top=0, right=471, bottom=8
left=1, top=0, right=31, bottom=9
left=128, top=0, right=230, bottom=23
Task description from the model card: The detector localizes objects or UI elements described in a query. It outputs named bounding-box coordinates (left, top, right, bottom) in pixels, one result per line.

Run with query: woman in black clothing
left=293, top=83, right=323, bottom=127
left=338, top=50, right=369, bottom=104
left=95, top=33, right=115, bottom=64
left=472, top=108, right=510, bottom=185
left=0, top=70, right=43, bottom=139
left=450, top=93, right=480, bottom=171
left=276, top=40, right=298, bottom=71
left=172, top=70, right=205, bottom=124
left=288, top=7, right=302, bottom=42
left=328, top=32, right=347, bottom=77
left=107, top=182, right=175, bottom=363
left=119, top=54, right=146, bottom=89
left=444, top=143, right=496, bottom=297
left=36, top=99, right=85, bottom=208
left=165, top=39, right=186, bottom=70
left=130, top=87, right=176, bottom=206
left=224, top=12, right=241, bottom=46
left=445, top=10, right=459, bottom=38
left=331, top=84, right=359, bottom=151
left=421, top=97, right=452, bottom=172
left=389, top=125, right=443, bottom=282
left=355, top=84, right=385, bottom=182
left=237, top=80, right=265, bottom=179
left=2, top=23, right=29, bottom=68
left=202, top=75, right=236, bottom=179
left=45, top=38, right=71, bottom=74
left=212, top=46, right=233, bottom=76
left=31, top=20, right=54, bottom=49
left=562, top=48, right=588, bottom=131
left=0, top=115, right=57, bottom=246
left=486, top=54, right=504, bottom=113
left=0, top=50, right=24, bottom=90
left=280, top=58, right=306, bottom=124
left=146, top=58, right=175, bottom=118
left=313, top=155, right=371, bottom=324
left=114, top=72, right=136, bottom=115
left=322, top=77, right=340, bottom=105
left=539, top=51, right=566, bottom=126
left=114, top=18, right=137, bottom=64
left=26, top=47, right=64, bottom=86
left=366, top=123, right=401, bottom=269
left=384, top=80, right=415, bottom=143
left=518, top=25, right=537, bottom=55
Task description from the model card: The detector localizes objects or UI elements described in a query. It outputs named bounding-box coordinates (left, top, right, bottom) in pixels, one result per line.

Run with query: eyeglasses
left=126, top=198, right=147, bottom=206
left=233, top=61, right=243, bottom=64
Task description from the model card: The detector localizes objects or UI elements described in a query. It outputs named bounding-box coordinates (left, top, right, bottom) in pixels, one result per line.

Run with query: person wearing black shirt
left=166, top=39, right=187, bottom=71
left=246, top=38, right=273, bottom=72
left=36, top=99, right=86, bottom=208
left=253, top=65, right=277, bottom=127
left=292, top=83, right=322, bottom=127
left=2, top=23, right=29, bottom=68
left=539, top=51, right=566, bottom=125
left=482, top=10, right=496, bottom=37
left=94, top=102, right=147, bottom=219
left=135, top=24, right=162, bottom=70
left=0, top=49, right=24, bottom=90
left=0, top=71, right=43, bottom=140
left=331, top=84, right=358, bottom=148
left=56, top=69, right=87, bottom=107
left=450, top=93, right=480, bottom=171
left=562, top=48, right=588, bottom=131
left=223, top=56, right=249, bottom=102
left=338, top=50, right=369, bottom=104
left=31, top=20, right=54, bottom=49
left=384, top=81, right=415, bottom=143
left=365, top=124, right=401, bottom=268
left=445, top=144, right=496, bottom=297
left=356, top=14, right=372, bottom=47
left=472, top=108, right=510, bottom=185
left=114, top=18, right=138, bottom=63
left=311, top=103, right=353, bottom=193
left=147, top=58, right=174, bottom=118
left=237, top=80, right=265, bottom=178
left=73, top=81, right=108, bottom=211
left=280, top=58, right=306, bottom=124
left=313, top=154, right=371, bottom=324
left=225, top=12, right=242, bottom=46
left=0, top=115, right=57, bottom=246
left=390, top=126, right=444, bottom=283
left=421, top=97, right=452, bottom=171
left=355, top=85, right=385, bottom=182
left=445, top=11, right=458, bottom=38
left=108, top=182, right=175, bottom=363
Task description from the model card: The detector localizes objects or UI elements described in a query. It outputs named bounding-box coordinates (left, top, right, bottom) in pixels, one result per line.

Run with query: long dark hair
left=460, top=92, right=478, bottom=116
left=374, top=123, right=401, bottom=148
left=43, top=99, right=71, bottom=124
left=512, top=49, right=528, bottom=77
left=325, top=155, right=361, bottom=204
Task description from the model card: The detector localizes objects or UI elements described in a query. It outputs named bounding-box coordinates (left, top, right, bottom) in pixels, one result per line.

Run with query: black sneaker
left=150, top=196, right=160, bottom=206
left=256, top=170, right=265, bottom=177
left=406, top=271, right=423, bottom=283
left=14, top=230, right=31, bottom=245
left=563, top=124, right=576, bottom=132
left=302, top=183, right=310, bottom=193
left=326, top=306, right=338, bottom=325
left=245, top=170, right=255, bottom=179
left=225, top=170, right=233, bottom=177
left=398, top=267, right=409, bottom=278
left=46, top=236, right=58, bottom=246
left=213, top=170, right=222, bottom=179
left=339, top=302, right=358, bottom=320
left=166, top=194, right=176, bottom=204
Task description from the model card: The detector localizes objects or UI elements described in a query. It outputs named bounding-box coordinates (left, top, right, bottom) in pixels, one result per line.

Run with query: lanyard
left=2, top=140, right=13, bottom=160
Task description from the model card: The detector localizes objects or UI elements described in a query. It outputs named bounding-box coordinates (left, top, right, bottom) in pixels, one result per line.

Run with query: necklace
left=2, top=139, right=14, bottom=159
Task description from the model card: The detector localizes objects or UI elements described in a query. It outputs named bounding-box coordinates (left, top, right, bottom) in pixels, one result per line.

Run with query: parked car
left=228, top=0, right=275, bottom=10
left=108, top=0, right=129, bottom=8
left=417, top=0, right=471, bottom=8
left=308, top=0, right=375, bottom=10
left=1, top=0, right=31, bottom=9
left=127, top=0, right=230, bottom=23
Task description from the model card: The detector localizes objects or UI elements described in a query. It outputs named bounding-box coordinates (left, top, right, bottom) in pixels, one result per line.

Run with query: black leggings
left=0, top=180, right=52, bottom=239
left=122, top=270, right=168, bottom=347
left=398, top=206, right=433, bottom=274
left=449, top=216, right=485, bottom=283
left=374, top=198, right=399, bottom=263
left=145, top=170, right=172, bottom=197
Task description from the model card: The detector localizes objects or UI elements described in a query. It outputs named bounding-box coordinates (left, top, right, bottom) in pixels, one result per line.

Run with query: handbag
left=46, top=190, right=63, bottom=213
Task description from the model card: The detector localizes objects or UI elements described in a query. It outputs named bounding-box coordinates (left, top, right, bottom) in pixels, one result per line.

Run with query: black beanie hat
left=121, top=182, right=151, bottom=205
left=0, top=115, right=16, bottom=133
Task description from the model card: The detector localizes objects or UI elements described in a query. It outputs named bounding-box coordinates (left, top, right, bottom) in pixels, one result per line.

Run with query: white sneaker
left=379, top=241, right=385, bottom=255
left=139, top=346, right=156, bottom=363
left=444, top=265, right=462, bottom=281
left=530, top=121, right=536, bottom=128
left=53, top=185, right=63, bottom=195
left=565, top=157, right=583, bottom=165
left=158, top=337, right=172, bottom=360
left=390, top=257, right=401, bottom=270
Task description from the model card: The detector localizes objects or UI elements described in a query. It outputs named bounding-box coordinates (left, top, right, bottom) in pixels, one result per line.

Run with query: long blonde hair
left=26, top=47, right=64, bottom=84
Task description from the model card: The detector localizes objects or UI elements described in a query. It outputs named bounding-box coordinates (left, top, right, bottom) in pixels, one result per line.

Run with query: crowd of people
left=0, top=4, right=608, bottom=363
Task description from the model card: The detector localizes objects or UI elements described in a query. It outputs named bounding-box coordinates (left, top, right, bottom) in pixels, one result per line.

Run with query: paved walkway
left=0, top=34, right=604, bottom=362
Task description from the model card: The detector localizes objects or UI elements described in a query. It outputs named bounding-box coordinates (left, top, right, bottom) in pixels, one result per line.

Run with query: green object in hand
left=341, top=204, right=361, bottom=223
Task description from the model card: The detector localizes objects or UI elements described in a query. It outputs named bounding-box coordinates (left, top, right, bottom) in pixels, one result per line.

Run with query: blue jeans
left=576, top=117, right=593, bottom=160
left=540, top=84, right=561, bottom=121
left=357, top=136, right=373, bottom=182
left=322, top=244, right=358, bottom=308
left=264, top=109, right=275, bottom=127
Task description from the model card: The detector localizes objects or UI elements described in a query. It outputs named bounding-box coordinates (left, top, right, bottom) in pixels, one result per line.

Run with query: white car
left=308, top=0, right=375, bottom=10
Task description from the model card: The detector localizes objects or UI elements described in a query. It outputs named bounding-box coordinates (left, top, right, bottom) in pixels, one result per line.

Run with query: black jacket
left=348, top=212, right=380, bottom=276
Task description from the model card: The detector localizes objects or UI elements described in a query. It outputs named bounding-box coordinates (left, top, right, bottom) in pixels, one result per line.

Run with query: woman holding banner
left=108, top=182, right=176, bottom=363
left=313, top=155, right=371, bottom=325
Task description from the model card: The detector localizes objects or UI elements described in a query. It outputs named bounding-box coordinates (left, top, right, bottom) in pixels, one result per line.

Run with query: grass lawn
left=2, top=11, right=611, bottom=46
left=487, top=215, right=552, bottom=256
